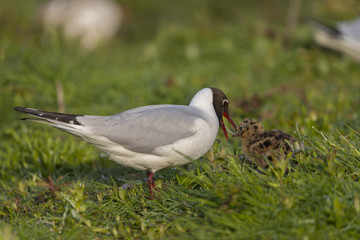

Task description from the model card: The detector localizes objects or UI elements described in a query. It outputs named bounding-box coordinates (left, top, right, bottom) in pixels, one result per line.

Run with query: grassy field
left=1, top=0, right=360, bottom=239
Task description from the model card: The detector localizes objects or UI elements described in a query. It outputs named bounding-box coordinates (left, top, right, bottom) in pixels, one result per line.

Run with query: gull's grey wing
left=77, top=105, right=207, bottom=154
left=337, top=17, right=360, bottom=42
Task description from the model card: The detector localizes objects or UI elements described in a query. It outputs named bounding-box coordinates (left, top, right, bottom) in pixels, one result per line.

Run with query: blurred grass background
left=1, top=0, right=360, bottom=239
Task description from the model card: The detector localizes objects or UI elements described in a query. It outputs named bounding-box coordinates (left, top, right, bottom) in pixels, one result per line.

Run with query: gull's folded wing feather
left=77, top=105, right=206, bottom=154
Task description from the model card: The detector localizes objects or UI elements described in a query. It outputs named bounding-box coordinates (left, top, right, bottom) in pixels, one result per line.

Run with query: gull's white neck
left=189, top=88, right=218, bottom=123
left=189, top=88, right=213, bottom=108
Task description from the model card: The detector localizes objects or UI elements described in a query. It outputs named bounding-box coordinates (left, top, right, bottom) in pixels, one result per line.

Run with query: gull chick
left=233, top=118, right=296, bottom=169
left=15, top=87, right=237, bottom=197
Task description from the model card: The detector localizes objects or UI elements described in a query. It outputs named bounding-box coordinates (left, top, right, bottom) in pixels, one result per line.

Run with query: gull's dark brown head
left=209, top=87, right=237, bottom=139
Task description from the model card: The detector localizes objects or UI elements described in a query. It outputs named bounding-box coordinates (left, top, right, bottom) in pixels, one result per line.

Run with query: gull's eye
left=222, top=99, right=228, bottom=106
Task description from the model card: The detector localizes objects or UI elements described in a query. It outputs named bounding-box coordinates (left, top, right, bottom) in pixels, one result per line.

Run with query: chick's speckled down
left=233, top=118, right=297, bottom=168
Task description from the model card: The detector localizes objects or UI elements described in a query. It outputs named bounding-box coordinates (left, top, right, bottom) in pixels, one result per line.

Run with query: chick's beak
left=220, top=112, right=237, bottom=140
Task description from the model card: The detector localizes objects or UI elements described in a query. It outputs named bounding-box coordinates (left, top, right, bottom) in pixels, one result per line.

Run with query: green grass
left=1, top=0, right=360, bottom=239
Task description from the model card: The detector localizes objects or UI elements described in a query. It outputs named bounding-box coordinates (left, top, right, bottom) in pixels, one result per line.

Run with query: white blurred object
left=311, top=18, right=360, bottom=62
left=40, top=0, right=123, bottom=50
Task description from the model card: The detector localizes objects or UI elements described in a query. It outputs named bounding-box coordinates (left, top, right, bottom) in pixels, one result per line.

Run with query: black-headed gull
left=311, top=18, right=360, bottom=62
left=40, top=0, right=123, bottom=50
left=15, top=87, right=237, bottom=197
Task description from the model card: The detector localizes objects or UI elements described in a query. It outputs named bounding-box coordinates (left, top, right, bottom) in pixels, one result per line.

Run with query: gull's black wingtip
left=14, top=107, right=26, bottom=113
left=14, top=107, right=84, bottom=125
left=14, top=107, right=40, bottom=114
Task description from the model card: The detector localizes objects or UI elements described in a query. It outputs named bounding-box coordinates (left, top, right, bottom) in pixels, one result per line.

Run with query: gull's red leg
left=146, top=171, right=155, bottom=198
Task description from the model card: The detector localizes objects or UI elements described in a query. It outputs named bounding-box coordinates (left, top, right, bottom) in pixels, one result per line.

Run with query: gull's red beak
left=220, top=112, right=237, bottom=140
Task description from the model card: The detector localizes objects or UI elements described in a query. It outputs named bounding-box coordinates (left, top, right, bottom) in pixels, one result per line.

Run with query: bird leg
left=146, top=171, right=157, bottom=198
